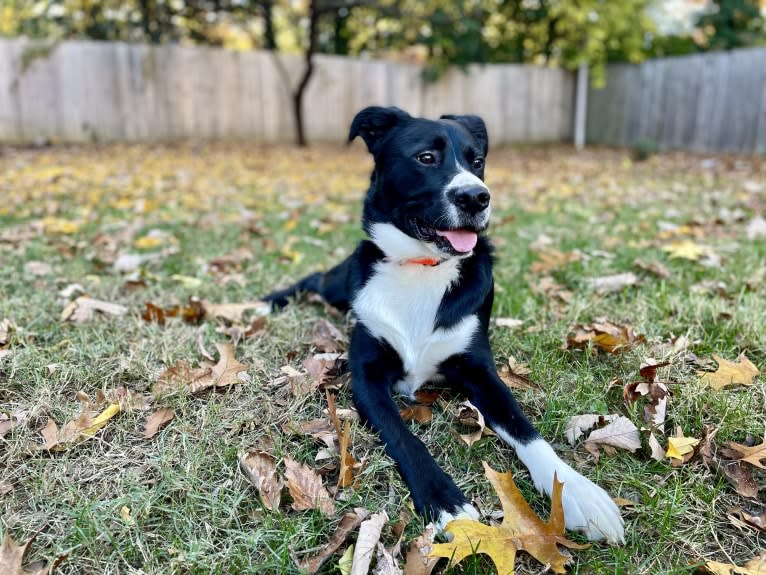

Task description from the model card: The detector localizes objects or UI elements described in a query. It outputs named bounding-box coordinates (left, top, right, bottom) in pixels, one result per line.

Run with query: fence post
left=574, top=62, right=588, bottom=150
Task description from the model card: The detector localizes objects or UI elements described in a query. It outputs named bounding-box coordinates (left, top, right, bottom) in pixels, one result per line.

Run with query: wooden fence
left=588, top=47, right=766, bottom=153
left=0, top=38, right=574, bottom=145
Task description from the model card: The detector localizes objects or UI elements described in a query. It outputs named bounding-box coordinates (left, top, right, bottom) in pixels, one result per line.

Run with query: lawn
left=1, top=142, right=764, bottom=574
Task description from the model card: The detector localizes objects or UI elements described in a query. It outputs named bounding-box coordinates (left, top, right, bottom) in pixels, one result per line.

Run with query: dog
left=263, top=106, right=625, bottom=544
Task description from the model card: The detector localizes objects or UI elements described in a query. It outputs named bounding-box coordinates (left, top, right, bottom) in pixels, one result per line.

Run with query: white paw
left=436, top=502, right=480, bottom=536
left=555, top=465, right=625, bottom=544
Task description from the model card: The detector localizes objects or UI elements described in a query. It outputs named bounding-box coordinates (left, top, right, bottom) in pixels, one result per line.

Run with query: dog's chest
left=353, top=260, right=478, bottom=395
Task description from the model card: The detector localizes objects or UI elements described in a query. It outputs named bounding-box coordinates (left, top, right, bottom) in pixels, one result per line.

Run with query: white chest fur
left=352, top=257, right=479, bottom=398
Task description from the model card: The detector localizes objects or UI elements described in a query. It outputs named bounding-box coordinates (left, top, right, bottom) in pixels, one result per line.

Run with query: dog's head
left=349, top=106, right=490, bottom=260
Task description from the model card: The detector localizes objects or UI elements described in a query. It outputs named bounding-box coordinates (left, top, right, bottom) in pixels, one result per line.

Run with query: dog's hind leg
left=262, top=254, right=354, bottom=311
left=441, top=345, right=625, bottom=544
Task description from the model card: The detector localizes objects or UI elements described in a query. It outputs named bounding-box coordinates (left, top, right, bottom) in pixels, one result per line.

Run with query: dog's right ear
left=349, top=106, right=409, bottom=153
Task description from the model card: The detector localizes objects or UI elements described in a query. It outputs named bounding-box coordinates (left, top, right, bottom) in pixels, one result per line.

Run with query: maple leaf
left=661, top=239, right=709, bottom=261
left=430, top=463, right=588, bottom=574
left=666, top=433, right=701, bottom=461
left=565, top=319, right=645, bottom=353
left=702, top=553, right=766, bottom=575
left=154, top=343, right=248, bottom=395
left=698, top=354, right=760, bottom=390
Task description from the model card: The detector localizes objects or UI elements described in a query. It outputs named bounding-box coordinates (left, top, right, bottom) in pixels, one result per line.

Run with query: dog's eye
left=472, top=157, right=485, bottom=170
left=416, top=152, right=436, bottom=165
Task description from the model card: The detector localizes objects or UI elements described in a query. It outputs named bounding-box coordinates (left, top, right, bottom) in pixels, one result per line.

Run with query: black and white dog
left=263, top=107, right=624, bottom=544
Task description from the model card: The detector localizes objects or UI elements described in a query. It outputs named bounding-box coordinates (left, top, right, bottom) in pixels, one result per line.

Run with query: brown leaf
left=337, top=421, right=358, bottom=489
left=399, top=405, right=433, bottom=425
left=304, top=353, right=347, bottom=388
left=296, top=508, right=371, bottom=574
left=142, top=407, right=175, bottom=439
left=0, top=318, right=15, bottom=349
left=531, top=275, right=573, bottom=303
left=312, top=318, right=348, bottom=352
left=701, top=553, right=766, bottom=575
left=700, top=426, right=759, bottom=498
left=565, top=319, right=645, bottom=353
left=141, top=299, right=205, bottom=325
left=588, top=272, right=639, bottom=294
left=727, top=506, right=766, bottom=532
left=154, top=343, right=248, bottom=396
left=283, top=457, right=336, bottom=517
left=725, top=434, right=766, bottom=470
left=201, top=300, right=270, bottom=324
left=633, top=258, right=671, bottom=278
left=430, top=463, right=588, bottom=574
left=403, top=526, right=438, bottom=575
left=38, top=399, right=121, bottom=452
left=623, top=359, right=670, bottom=433
left=60, top=296, right=127, bottom=323
left=698, top=354, right=760, bottom=390
left=0, top=533, right=52, bottom=575
left=453, top=401, right=492, bottom=448
left=498, top=357, right=539, bottom=391
left=239, top=451, right=284, bottom=512
left=282, top=419, right=336, bottom=449
left=530, top=248, right=581, bottom=274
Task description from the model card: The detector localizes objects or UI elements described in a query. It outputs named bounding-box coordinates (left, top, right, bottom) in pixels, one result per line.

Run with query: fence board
left=589, top=47, right=766, bottom=153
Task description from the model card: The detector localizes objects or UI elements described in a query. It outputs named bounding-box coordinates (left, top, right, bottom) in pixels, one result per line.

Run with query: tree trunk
left=293, top=1, right=320, bottom=147
left=263, top=1, right=276, bottom=50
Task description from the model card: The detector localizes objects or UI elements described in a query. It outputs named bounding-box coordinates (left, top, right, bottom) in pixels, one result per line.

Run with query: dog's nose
left=453, top=187, right=490, bottom=214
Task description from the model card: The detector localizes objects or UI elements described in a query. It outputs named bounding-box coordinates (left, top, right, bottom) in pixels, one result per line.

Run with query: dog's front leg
left=442, top=347, right=625, bottom=544
left=350, top=326, right=479, bottom=530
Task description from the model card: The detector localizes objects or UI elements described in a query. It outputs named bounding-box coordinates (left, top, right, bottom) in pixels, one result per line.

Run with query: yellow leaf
left=119, top=505, right=135, bottom=525
left=134, top=235, right=165, bottom=249
left=430, top=463, right=587, bottom=574
left=661, top=239, right=707, bottom=261
left=338, top=544, right=354, bottom=575
left=79, top=403, right=121, bottom=437
left=42, top=217, right=81, bottom=234
left=666, top=434, right=700, bottom=460
left=698, top=354, right=760, bottom=390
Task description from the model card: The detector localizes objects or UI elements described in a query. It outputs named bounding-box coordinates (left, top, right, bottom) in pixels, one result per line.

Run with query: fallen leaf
left=584, top=415, right=641, bottom=457
left=60, top=296, right=128, bottom=323
left=588, top=272, right=638, bottom=294
left=531, top=275, right=573, bottom=303
left=119, top=506, right=135, bottom=525
left=337, top=421, right=359, bottom=489
left=453, top=401, right=492, bottom=448
left=282, top=419, right=336, bottom=449
left=141, top=299, right=205, bottom=325
left=495, top=317, right=524, bottom=329
left=240, top=451, right=284, bottom=512
left=430, top=463, right=587, bottom=574
left=661, top=239, right=709, bottom=261
left=312, top=318, right=348, bottom=352
left=296, top=508, right=370, bottom=574
left=142, top=407, right=174, bottom=439
left=725, top=434, right=766, bottom=469
left=284, top=457, right=335, bottom=517
left=564, top=414, right=603, bottom=445
left=338, top=545, right=354, bottom=575
left=727, top=506, right=766, bottom=532
left=666, top=429, right=701, bottom=461
left=304, top=353, right=347, bottom=388
left=565, top=319, right=645, bottom=353
left=0, top=533, right=52, bottom=575
left=403, top=526, right=438, bottom=575
left=23, top=261, right=53, bottom=276
left=700, top=427, right=759, bottom=498
left=623, top=359, right=670, bottom=433
left=154, top=343, right=248, bottom=395
left=530, top=248, right=581, bottom=274
left=202, top=300, right=270, bottom=323
left=702, top=553, right=766, bottom=575
left=648, top=432, right=665, bottom=461
left=373, top=542, right=402, bottom=575
left=399, top=405, right=433, bottom=425
left=39, top=399, right=121, bottom=452
left=698, top=354, right=759, bottom=390
left=746, top=215, right=766, bottom=240
left=351, top=510, right=388, bottom=575
left=633, top=258, right=671, bottom=278
left=498, top=357, right=539, bottom=391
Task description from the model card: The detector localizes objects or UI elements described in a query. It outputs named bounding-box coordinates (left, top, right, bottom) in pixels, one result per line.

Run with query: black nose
left=453, top=187, right=490, bottom=214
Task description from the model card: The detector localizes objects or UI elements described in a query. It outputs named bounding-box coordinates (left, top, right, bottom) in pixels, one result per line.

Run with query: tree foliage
left=695, top=0, right=766, bottom=51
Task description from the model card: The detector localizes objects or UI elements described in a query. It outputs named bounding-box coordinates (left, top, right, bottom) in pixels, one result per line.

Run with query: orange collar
left=402, top=257, right=442, bottom=266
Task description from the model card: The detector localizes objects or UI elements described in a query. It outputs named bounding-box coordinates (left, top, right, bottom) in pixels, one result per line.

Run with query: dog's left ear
left=349, top=106, right=410, bottom=153
left=440, top=114, right=489, bottom=156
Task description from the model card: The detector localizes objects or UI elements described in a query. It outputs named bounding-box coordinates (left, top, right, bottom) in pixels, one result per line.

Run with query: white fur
left=355, top=223, right=479, bottom=399
left=437, top=502, right=480, bottom=534
left=443, top=168, right=489, bottom=228
left=493, top=431, right=625, bottom=544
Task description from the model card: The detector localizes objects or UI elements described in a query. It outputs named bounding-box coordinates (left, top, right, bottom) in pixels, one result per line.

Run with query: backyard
left=1, top=142, right=765, bottom=574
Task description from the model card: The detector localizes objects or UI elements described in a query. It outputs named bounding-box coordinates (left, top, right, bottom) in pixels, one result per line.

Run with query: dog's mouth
left=413, top=220, right=481, bottom=255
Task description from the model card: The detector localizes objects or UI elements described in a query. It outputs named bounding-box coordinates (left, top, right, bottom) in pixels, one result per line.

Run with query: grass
left=1, top=142, right=764, bottom=574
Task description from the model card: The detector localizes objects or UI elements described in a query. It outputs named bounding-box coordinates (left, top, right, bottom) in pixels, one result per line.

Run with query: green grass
left=1, top=143, right=764, bottom=574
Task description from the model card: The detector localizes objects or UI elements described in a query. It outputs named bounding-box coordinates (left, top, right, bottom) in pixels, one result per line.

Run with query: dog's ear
left=440, top=114, right=489, bottom=156
left=349, top=106, right=410, bottom=153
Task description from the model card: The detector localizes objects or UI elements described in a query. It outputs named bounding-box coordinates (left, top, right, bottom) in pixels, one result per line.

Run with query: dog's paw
left=436, top=502, right=480, bottom=537
left=555, top=465, right=625, bottom=544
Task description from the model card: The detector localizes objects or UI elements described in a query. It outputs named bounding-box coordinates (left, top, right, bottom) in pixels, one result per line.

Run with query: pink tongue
left=435, top=230, right=478, bottom=252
